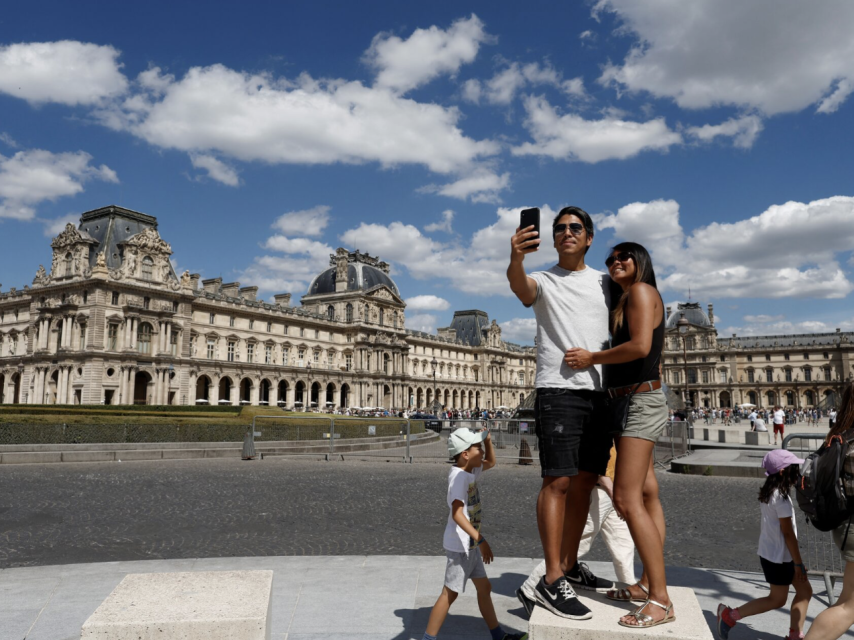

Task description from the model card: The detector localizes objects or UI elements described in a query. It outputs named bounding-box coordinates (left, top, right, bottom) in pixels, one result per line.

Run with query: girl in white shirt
left=716, top=450, right=812, bottom=639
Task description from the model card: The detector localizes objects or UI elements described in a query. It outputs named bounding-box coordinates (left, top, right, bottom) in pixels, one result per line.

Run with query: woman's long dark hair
left=828, top=382, right=854, bottom=439
left=758, top=463, right=800, bottom=504
left=609, top=241, right=658, bottom=332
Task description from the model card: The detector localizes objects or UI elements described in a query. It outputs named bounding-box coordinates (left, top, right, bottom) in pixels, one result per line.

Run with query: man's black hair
left=552, top=206, right=594, bottom=254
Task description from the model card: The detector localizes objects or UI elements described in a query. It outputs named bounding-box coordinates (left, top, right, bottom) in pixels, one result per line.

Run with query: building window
left=299, top=327, right=305, bottom=338
left=249, top=320, right=254, bottom=330
left=138, top=323, right=153, bottom=355
left=227, top=341, right=236, bottom=362
left=313, top=350, right=320, bottom=364
left=785, top=369, right=793, bottom=382
left=672, top=370, right=681, bottom=384
left=190, top=335, right=197, bottom=357
left=786, top=391, right=794, bottom=406
left=765, top=369, right=773, bottom=383
left=720, top=355, right=726, bottom=362
left=282, top=348, right=289, bottom=365
left=327, top=305, right=335, bottom=321
left=686, top=337, right=695, bottom=350
left=172, top=301, right=179, bottom=313
left=719, top=369, right=727, bottom=383
left=327, top=351, right=334, bottom=368
left=393, top=311, right=398, bottom=329
left=346, top=333, right=352, bottom=343
left=209, top=312, right=215, bottom=325
left=79, top=324, right=87, bottom=350
left=824, top=352, right=830, bottom=359
left=82, top=291, right=88, bottom=304
left=143, top=296, right=150, bottom=310
left=803, top=353, right=810, bottom=359
left=108, top=324, right=118, bottom=350
left=247, top=343, right=255, bottom=363
left=765, top=354, right=771, bottom=361
left=701, top=356, right=707, bottom=363
left=345, top=304, right=353, bottom=322
left=141, top=256, right=154, bottom=280
left=747, top=355, right=753, bottom=362
left=283, top=325, right=289, bottom=335
left=315, top=329, right=320, bottom=339
left=784, top=353, right=790, bottom=361
left=747, top=369, right=755, bottom=383
left=379, top=308, right=384, bottom=326
left=383, top=353, right=390, bottom=374
left=266, top=322, right=271, bottom=332
left=229, top=316, right=235, bottom=327
left=365, top=304, right=370, bottom=322
left=804, top=368, right=812, bottom=382
left=112, top=291, right=119, bottom=305
left=687, top=368, right=697, bottom=384
left=265, top=345, right=272, bottom=364
left=206, top=338, right=215, bottom=359
left=345, top=354, right=353, bottom=371
left=170, top=331, right=178, bottom=356
left=824, top=367, right=833, bottom=381
left=702, top=370, right=709, bottom=384
left=9, top=335, right=17, bottom=355
left=298, top=348, right=305, bottom=366
left=518, top=371, right=525, bottom=385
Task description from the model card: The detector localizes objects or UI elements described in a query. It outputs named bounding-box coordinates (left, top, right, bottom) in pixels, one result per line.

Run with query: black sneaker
left=565, top=561, right=616, bottom=593
left=515, top=587, right=536, bottom=618
left=501, top=634, right=528, bottom=640
left=533, top=576, right=593, bottom=620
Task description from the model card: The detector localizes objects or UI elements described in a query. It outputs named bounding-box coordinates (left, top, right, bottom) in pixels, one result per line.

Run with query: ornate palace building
left=0, top=205, right=536, bottom=409
left=663, top=302, right=854, bottom=410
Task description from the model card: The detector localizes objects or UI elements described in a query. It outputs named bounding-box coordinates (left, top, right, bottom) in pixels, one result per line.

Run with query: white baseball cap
left=448, top=428, right=488, bottom=457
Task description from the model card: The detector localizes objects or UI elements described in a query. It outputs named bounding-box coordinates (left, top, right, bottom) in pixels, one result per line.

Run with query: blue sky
left=2, top=0, right=854, bottom=344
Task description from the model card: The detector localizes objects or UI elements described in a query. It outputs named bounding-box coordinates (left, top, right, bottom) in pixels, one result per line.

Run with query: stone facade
left=663, top=302, right=854, bottom=409
left=0, top=205, right=536, bottom=409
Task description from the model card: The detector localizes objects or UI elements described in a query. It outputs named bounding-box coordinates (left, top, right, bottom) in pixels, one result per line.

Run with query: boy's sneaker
left=534, top=576, right=593, bottom=620
left=501, top=634, right=528, bottom=640
left=565, top=561, right=616, bottom=593
left=716, top=603, right=734, bottom=640
left=516, top=588, right=536, bottom=618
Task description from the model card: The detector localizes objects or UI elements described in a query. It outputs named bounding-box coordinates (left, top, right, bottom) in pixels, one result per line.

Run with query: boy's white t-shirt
left=758, top=489, right=797, bottom=563
left=773, top=410, right=785, bottom=425
left=443, top=466, right=483, bottom=554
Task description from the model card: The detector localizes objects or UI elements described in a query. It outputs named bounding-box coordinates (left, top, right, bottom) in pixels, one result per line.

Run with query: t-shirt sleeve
left=524, top=271, right=544, bottom=308
left=773, top=493, right=794, bottom=519
left=447, top=470, right=469, bottom=508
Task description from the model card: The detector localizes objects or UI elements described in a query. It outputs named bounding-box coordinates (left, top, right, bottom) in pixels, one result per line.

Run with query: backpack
left=795, top=430, right=854, bottom=531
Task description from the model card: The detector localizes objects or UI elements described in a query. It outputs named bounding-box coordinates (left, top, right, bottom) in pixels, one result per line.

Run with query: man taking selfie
left=507, top=206, right=613, bottom=620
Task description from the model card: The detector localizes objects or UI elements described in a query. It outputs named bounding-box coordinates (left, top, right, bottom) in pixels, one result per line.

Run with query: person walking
left=507, top=206, right=613, bottom=620
left=717, top=450, right=812, bottom=639
left=773, top=406, right=786, bottom=446
left=565, top=242, right=671, bottom=628
left=804, top=383, right=854, bottom=640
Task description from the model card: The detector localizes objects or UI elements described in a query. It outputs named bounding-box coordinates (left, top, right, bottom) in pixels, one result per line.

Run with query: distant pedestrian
left=829, top=408, right=838, bottom=430
left=773, top=406, right=786, bottom=446
left=716, top=450, right=811, bottom=640
left=422, top=429, right=526, bottom=640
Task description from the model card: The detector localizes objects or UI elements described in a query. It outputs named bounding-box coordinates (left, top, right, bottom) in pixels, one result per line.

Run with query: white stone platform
left=80, top=570, right=273, bottom=639
left=529, top=587, right=714, bottom=640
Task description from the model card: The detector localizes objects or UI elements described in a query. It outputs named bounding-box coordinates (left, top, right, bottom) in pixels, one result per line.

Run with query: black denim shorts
left=760, top=556, right=794, bottom=586
left=534, top=388, right=611, bottom=478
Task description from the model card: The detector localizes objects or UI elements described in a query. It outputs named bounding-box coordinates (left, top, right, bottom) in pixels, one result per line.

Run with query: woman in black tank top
left=564, top=242, right=672, bottom=628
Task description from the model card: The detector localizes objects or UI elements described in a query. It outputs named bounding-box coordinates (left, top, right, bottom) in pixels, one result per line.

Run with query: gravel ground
left=0, top=457, right=766, bottom=570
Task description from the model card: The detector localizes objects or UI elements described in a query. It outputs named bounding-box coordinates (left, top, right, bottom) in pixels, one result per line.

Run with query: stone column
left=152, top=369, right=162, bottom=405
left=286, top=383, right=295, bottom=409
left=230, top=383, right=239, bottom=405
left=209, top=377, right=219, bottom=404
left=33, top=368, right=43, bottom=404
left=250, top=380, right=260, bottom=406
left=38, top=320, right=47, bottom=350
left=58, top=367, right=67, bottom=404
left=130, top=318, right=138, bottom=350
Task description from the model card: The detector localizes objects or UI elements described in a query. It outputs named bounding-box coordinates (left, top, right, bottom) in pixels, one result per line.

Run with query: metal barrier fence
left=783, top=433, right=844, bottom=604
left=404, top=419, right=538, bottom=463
left=654, top=420, right=691, bottom=466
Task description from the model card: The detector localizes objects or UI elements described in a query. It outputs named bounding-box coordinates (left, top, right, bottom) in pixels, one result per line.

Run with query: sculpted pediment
left=122, top=227, right=172, bottom=255
left=366, top=285, right=403, bottom=304
left=51, top=223, right=98, bottom=249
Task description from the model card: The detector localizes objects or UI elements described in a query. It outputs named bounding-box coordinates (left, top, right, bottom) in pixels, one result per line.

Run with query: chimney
left=708, top=304, right=715, bottom=327
left=666, top=305, right=672, bottom=320
left=274, top=293, right=291, bottom=307
left=202, top=277, right=222, bottom=293
left=239, top=286, right=258, bottom=302
left=221, top=282, right=240, bottom=298
left=335, top=248, right=348, bottom=293
left=189, top=273, right=201, bottom=290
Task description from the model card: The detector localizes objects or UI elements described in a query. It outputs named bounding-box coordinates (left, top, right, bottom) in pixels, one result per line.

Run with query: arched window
left=137, top=323, right=153, bottom=355
left=786, top=391, right=794, bottom=406
left=141, top=256, right=154, bottom=280
left=379, top=308, right=384, bottom=326
left=748, top=391, right=758, bottom=405
left=393, top=311, right=398, bottom=329
left=805, top=390, right=815, bottom=405
left=687, top=368, right=697, bottom=384
left=65, top=253, right=73, bottom=277
left=345, top=303, right=353, bottom=322
left=327, top=305, right=335, bottom=321
left=365, top=304, right=370, bottom=322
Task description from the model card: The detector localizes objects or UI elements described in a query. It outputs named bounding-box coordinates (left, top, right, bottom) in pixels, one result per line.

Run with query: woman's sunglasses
left=605, top=251, right=634, bottom=268
left=553, top=222, right=585, bottom=238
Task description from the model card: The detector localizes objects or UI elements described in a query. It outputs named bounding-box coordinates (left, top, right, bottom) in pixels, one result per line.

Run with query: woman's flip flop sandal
left=617, top=599, right=676, bottom=629
left=606, top=582, right=648, bottom=603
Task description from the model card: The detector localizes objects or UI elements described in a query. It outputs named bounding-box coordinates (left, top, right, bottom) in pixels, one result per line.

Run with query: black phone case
left=520, top=208, right=540, bottom=241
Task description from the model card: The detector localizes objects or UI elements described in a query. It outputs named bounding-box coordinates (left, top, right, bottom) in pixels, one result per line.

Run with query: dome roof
left=307, top=262, right=400, bottom=297
left=666, top=302, right=712, bottom=329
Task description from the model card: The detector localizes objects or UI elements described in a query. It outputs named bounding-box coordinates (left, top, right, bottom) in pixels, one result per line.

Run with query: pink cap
left=762, top=449, right=804, bottom=476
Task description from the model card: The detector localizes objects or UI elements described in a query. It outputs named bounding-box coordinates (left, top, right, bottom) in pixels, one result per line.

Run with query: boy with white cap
left=422, top=428, right=527, bottom=640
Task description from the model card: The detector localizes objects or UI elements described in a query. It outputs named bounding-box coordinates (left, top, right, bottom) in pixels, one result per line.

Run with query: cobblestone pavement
left=0, top=458, right=765, bottom=570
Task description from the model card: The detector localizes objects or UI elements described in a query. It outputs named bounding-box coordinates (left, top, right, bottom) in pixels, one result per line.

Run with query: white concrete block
left=80, top=570, right=273, bottom=640
left=528, top=587, right=713, bottom=640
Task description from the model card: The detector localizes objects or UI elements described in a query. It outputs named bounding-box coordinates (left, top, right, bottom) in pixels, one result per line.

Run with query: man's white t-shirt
left=758, top=490, right=796, bottom=563
left=528, top=265, right=611, bottom=390
left=443, top=466, right=483, bottom=554
left=773, top=410, right=785, bottom=425
left=830, top=410, right=838, bottom=421
left=748, top=411, right=758, bottom=421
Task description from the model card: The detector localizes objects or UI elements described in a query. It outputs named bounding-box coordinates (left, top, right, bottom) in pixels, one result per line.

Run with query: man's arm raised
left=507, top=225, right=539, bottom=306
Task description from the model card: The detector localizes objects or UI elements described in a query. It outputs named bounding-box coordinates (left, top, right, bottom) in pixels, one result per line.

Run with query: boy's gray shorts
left=444, top=549, right=487, bottom=593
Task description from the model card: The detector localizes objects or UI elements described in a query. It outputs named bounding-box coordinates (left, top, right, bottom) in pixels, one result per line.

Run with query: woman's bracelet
left=794, top=563, right=806, bottom=569
left=477, top=537, right=487, bottom=547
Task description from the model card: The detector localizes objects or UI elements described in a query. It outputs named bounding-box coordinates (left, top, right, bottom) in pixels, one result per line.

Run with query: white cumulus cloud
left=0, top=149, right=118, bottom=220
left=190, top=153, right=240, bottom=186
left=0, top=41, right=127, bottom=106
left=272, top=206, right=331, bottom=237
left=686, top=115, right=764, bottom=149
left=366, top=15, right=492, bottom=94
left=513, top=95, right=682, bottom=163
left=406, top=313, right=440, bottom=333
left=596, top=0, right=854, bottom=116
left=419, top=168, right=510, bottom=204
left=462, top=60, right=586, bottom=105
left=499, top=317, right=537, bottom=344
left=424, top=210, right=455, bottom=233
left=405, top=295, right=451, bottom=311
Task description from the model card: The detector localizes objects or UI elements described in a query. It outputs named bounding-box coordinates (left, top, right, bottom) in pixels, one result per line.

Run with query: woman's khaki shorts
left=619, top=388, right=668, bottom=443
left=833, top=518, right=854, bottom=563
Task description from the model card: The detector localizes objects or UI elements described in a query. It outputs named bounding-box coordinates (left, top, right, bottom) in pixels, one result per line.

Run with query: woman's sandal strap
left=618, top=599, right=675, bottom=629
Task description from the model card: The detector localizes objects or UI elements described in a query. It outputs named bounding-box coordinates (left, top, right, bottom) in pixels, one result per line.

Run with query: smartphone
left=520, top=207, right=540, bottom=251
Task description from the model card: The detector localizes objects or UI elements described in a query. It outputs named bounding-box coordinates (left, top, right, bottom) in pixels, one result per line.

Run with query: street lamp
left=677, top=313, right=691, bottom=412
left=306, top=360, right=312, bottom=411
left=431, top=356, right=438, bottom=414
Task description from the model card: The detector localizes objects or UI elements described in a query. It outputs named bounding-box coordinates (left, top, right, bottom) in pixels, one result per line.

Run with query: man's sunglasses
left=605, top=251, right=634, bottom=268
left=553, top=222, right=585, bottom=237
